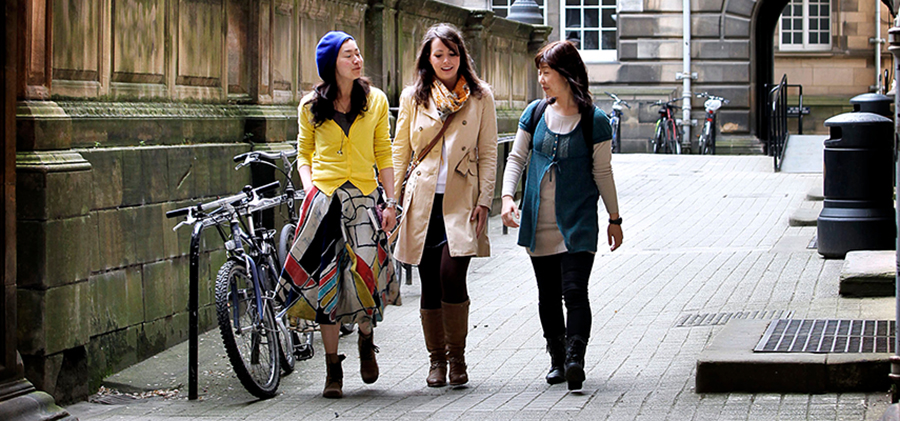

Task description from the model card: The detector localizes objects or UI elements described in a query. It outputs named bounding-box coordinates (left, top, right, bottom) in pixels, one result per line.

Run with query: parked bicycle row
left=603, top=91, right=729, bottom=155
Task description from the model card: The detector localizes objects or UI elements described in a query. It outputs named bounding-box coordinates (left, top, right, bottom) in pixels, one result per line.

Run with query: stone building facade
left=14, top=0, right=545, bottom=403
left=451, top=0, right=891, bottom=147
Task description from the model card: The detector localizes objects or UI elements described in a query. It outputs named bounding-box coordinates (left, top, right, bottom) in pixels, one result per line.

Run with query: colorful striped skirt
left=280, top=183, right=400, bottom=325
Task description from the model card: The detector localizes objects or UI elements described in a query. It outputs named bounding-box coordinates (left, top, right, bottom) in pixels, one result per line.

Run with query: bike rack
left=188, top=221, right=203, bottom=400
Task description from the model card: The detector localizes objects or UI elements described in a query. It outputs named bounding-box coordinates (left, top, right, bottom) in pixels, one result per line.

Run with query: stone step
left=789, top=208, right=819, bottom=227
left=840, top=250, right=896, bottom=297
left=807, top=185, right=824, bottom=201
left=696, top=319, right=891, bottom=393
left=715, top=135, right=765, bottom=155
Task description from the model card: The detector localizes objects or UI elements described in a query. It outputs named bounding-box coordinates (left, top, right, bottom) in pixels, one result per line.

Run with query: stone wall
left=773, top=0, right=892, bottom=134
left=598, top=0, right=756, bottom=152
left=15, top=0, right=544, bottom=403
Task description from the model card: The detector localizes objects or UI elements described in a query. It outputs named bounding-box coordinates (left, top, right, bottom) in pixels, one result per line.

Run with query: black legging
left=418, top=194, right=471, bottom=309
left=529, top=252, right=595, bottom=339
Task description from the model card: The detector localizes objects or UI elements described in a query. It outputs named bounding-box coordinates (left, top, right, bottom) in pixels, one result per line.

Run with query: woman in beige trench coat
left=392, top=23, right=498, bottom=388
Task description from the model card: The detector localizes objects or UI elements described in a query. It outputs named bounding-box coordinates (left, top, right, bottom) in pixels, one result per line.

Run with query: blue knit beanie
left=316, top=31, right=354, bottom=82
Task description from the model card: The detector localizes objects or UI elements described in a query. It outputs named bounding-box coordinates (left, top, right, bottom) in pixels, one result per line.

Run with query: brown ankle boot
left=358, top=330, right=379, bottom=384
left=421, top=308, right=447, bottom=387
left=323, top=353, right=346, bottom=398
left=442, top=300, right=470, bottom=386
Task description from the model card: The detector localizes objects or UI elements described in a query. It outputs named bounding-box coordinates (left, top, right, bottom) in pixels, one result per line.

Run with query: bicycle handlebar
left=604, top=92, right=632, bottom=109
left=233, top=149, right=298, bottom=163
left=696, top=92, right=729, bottom=103
left=648, top=97, right=684, bottom=107
left=166, top=181, right=281, bottom=219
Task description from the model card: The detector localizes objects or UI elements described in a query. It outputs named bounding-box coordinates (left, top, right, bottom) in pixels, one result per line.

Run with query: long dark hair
left=412, top=23, right=486, bottom=107
left=534, top=41, right=593, bottom=113
left=309, top=38, right=370, bottom=127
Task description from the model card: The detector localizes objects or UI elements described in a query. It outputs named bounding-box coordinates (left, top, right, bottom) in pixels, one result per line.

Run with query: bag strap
left=525, top=99, right=549, bottom=142
left=409, top=112, right=456, bottom=173
left=526, top=99, right=594, bottom=152
left=581, top=105, right=594, bottom=150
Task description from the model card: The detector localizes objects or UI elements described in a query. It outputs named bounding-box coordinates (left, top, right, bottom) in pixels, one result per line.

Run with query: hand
left=500, top=196, right=520, bottom=228
left=608, top=223, right=623, bottom=251
left=470, top=205, right=490, bottom=238
left=382, top=207, right=397, bottom=233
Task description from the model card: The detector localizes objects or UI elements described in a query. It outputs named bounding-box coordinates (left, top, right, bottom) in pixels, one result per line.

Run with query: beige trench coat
left=392, top=84, right=498, bottom=265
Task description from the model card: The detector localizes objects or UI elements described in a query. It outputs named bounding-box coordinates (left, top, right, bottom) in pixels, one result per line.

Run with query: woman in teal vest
left=500, top=40, right=623, bottom=391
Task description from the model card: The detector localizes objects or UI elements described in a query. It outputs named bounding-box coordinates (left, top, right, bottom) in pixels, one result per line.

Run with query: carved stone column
left=0, top=0, right=74, bottom=418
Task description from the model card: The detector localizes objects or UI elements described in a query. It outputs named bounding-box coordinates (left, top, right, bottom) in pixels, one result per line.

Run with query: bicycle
left=167, top=181, right=286, bottom=398
left=696, top=92, right=729, bottom=155
left=649, top=98, right=683, bottom=154
left=604, top=92, right=631, bottom=153
left=232, top=149, right=316, bottom=367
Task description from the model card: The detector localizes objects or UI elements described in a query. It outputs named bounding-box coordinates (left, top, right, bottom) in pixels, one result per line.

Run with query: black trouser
left=418, top=194, right=471, bottom=309
left=529, top=252, right=595, bottom=339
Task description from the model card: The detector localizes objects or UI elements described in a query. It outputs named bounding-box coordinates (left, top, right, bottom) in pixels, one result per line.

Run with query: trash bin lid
left=824, top=111, right=892, bottom=126
left=849, top=93, right=892, bottom=105
left=823, top=112, right=893, bottom=148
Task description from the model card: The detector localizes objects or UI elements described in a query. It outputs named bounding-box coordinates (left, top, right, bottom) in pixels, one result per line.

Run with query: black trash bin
left=850, top=93, right=893, bottom=118
left=817, top=112, right=896, bottom=258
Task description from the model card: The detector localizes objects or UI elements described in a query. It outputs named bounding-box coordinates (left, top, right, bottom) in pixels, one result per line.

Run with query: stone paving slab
left=840, top=250, right=896, bottom=297
left=64, top=155, right=894, bottom=420
left=780, top=135, right=827, bottom=174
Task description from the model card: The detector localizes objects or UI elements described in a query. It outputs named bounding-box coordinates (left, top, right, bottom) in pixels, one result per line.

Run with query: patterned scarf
left=431, top=75, right=470, bottom=121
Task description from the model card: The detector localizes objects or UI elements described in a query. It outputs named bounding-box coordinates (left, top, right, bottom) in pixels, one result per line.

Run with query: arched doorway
left=752, top=0, right=790, bottom=144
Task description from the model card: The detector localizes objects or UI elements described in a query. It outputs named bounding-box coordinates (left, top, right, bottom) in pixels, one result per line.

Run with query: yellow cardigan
left=297, top=87, right=392, bottom=196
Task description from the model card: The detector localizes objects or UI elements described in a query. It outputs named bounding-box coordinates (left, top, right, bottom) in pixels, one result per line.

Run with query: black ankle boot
left=546, top=335, right=566, bottom=385
left=564, top=335, right=587, bottom=390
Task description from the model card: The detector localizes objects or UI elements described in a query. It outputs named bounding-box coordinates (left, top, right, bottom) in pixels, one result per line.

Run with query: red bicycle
left=649, top=98, right=683, bottom=154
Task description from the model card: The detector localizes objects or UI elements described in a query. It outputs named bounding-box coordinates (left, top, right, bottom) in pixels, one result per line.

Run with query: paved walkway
left=65, top=154, right=894, bottom=420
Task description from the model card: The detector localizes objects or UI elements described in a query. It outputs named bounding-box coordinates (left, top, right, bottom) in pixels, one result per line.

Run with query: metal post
left=681, top=0, right=693, bottom=150
left=888, top=12, right=900, bottom=404
left=875, top=0, right=884, bottom=93
left=188, top=222, right=203, bottom=400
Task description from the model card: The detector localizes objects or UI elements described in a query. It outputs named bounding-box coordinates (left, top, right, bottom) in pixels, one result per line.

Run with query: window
left=492, top=0, right=547, bottom=24
left=563, top=0, right=617, bottom=62
left=779, top=0, right=831, bottom=51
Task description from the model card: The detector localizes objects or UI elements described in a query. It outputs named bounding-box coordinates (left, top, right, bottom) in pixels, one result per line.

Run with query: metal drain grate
left=675, top=310, right=794, bottom=327
left=754, top=319, right=896, bottom=353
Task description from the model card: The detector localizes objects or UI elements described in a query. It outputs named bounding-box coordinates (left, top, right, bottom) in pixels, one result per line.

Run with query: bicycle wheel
left=653, top=122, right=665, bottom=154
left=610, top=116, right=620, bottom=153
left=215, top=260, right=280, bottom=398
left=699, top=122, right=711, bottom=155
left=276, top=313, right=295, bottom=375
left=709, top=119, right=717, bottom=155
left=666, top=119, right=679, bottom=154
left=261, top=250, right=296, bottom=376
left=277, top=223, right=297, bottom=269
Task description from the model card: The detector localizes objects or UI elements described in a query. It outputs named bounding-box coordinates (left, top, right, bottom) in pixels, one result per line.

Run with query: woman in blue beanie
left=280, top=31, right=399, bottom=399
left=392, top=23, right=498, bottom=388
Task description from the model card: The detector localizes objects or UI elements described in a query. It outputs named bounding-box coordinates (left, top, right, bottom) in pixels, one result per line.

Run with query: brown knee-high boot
left=323, top=353, right=346, bottom=398
left=442, top=300, right=469, bottom=386
left=421, top=308, right=447, bottom=387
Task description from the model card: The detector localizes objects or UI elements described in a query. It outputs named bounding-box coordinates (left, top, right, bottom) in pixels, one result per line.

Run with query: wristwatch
left=609, top=217, right=622, bottom=225
left=385, top=198, right=398, bottom=209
